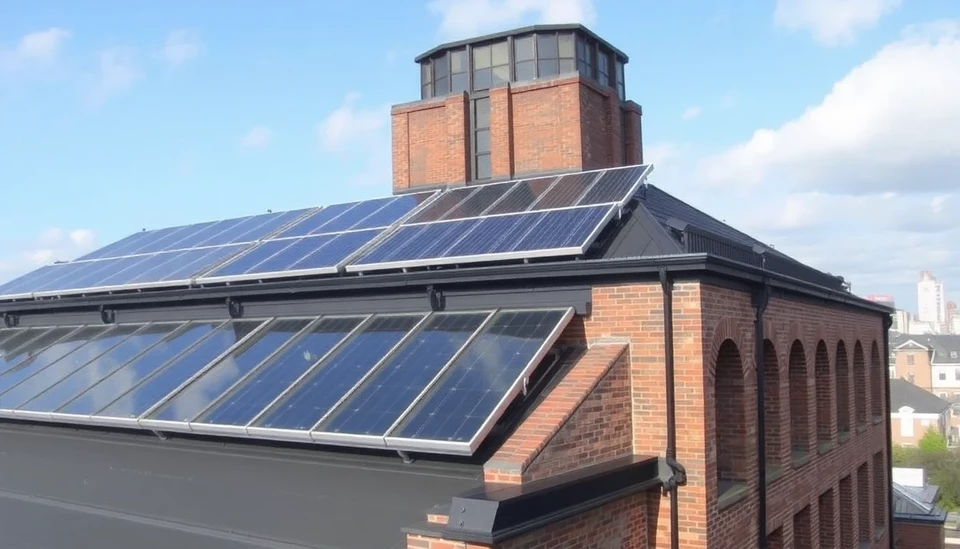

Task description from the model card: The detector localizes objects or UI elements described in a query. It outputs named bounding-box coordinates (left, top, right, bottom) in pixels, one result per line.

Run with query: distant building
left=918, top=271, right=946, bottom=333
left=892, top=467, right=947, bottom=549
left=891, top=333, right=960, bottom=445
left=889, top=378, right=950, bottom=446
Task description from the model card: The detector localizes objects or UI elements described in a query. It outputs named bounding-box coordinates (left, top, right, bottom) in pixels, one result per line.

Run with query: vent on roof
left=681, top=225, right=763, bottom=268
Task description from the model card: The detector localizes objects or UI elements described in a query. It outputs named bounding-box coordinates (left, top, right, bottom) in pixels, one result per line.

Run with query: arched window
left=763, top=340, right=782, bottom=469
left=836, top=341, right=852, bottom=435
left=871, top=342, right=883, bottom=418
left=854, top=342, right=868, bottom=427
left=715, top=339, right=748, bottom=493
left=788, top=340, right=811, bottom=457
left=815, top=341, right=833, bottom=444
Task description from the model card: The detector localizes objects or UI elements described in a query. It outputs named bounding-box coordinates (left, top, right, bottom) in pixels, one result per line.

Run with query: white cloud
left=645, top=143, right=682, bottom=167
left=240, top=126, right=272, bottom=149
left=428, top=0, right=596, bottom=40
left=86, top=47, right=143, bottom=107
left=0, top=27, right=71, bottom=70
left=681, top=106, right=701, bottom=120
left=317, top=92, right=388, bottom=152
left=0, top=227, right=98, bottom=284
left=162, top=29, right=202, bottom=68
left=700, top=22, right=960, bottom=195
left=774, top=0, right=903, bottom=46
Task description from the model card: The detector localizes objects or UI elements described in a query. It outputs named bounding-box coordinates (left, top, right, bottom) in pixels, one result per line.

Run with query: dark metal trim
left=3, top=312, right=19, bottom=328
left=659, top=269, right=686, bottom=549
left=98, top=305, right=115, bottom=325
left=426, top=454, right=660, bottom=544
left=753, top=281, right=771, bottom=548
left=226, top=297, right=243, bottom=319
left=884, top=315, right=895, bottom=548
left=414, top=23, right=629, bottom=64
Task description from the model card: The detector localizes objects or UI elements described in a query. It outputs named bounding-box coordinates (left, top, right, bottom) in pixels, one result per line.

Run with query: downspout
left=883, top=315, right=895, bottom=547
left=753, top=282, right=771, bottom=549
left=659, top=268, right=686, bottom=549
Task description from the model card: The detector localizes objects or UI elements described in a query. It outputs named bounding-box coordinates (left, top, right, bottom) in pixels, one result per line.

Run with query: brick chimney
left=391, top=24, right=643, bottom=193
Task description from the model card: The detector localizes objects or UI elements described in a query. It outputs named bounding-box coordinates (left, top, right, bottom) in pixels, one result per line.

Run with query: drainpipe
left=659, top=268, right=686, bottom=549
left=753, top=282, right=771, bottom=549
left=883, top=315, right=895, bottom=547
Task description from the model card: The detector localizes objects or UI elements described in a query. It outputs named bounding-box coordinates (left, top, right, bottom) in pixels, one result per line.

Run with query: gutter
left=884, top=315, right=895, bottom=548
left=753, top=281, right=771, bottom=548
left=659, top=268, right=687, bottom=549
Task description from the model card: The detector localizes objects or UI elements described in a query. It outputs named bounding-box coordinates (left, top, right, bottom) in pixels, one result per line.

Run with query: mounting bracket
left=2, top=312, right=19, bottom=328
left=396, top=450, right=414, bottom=464
left=226, top=297, right=244, bottom=319
left=99, top=305, right=116, bottom=324
left=427, top=285, right=445, bottom=312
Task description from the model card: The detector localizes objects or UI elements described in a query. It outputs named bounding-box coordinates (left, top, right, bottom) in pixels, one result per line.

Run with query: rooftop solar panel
left=0, top=307, right=573, bottom=456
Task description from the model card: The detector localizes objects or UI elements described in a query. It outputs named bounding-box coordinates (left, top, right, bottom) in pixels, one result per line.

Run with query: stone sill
left=818, top=440, right=837, bottom=455
left=792, top=450, right=811, bottom=469
left=838, top=430, right=852, bottom=443
left=873, top=416, right=884, bottom=425
left=874, top=525, right=886, bottom=541
left=717, top=482, right=749, bottom=511
left=765, top=464, right=785, bottom=486
left=857, top=423, right=869, bottom=434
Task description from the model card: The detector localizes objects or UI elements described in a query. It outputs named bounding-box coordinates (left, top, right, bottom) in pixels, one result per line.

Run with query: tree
left=919, top=427, right=948, bottom=455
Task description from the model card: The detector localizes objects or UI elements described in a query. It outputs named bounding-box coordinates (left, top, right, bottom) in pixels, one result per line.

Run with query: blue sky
left=0, top=0, right=957, bottom=315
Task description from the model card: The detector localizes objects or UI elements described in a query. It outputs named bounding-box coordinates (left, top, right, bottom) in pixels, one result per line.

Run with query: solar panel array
left=0, top=307, right=572, bottom=455
left=0, top=164, right=651, bottom=301
left=347, top=164, right=652, bottom=272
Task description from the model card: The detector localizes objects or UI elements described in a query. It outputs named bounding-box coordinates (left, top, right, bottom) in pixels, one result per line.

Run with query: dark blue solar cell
left=92, top=253, right=180, bottom=288
left=315, top=197, right=395, bottom=234
left=351, top=193, right=433, bottom=230
left=0, top=328, right=72, bottom=376
left=0, top=324, right=143, bottom=410
left=443, top=212, right=544, bottom=258
left=147, top=319, right=311, bottom=422
left=0, top=326, right=109, bottom=397
left=577, top=165, right=647, bottom=206
left=21, top=323, right=181, bottom=414
left=0, top=265, right=62, bottom=297
left=529, top=172, right=601, bottom=211
left=39, top=256, right=145, bottom=293
left=511, top=205, right=611, bottom=252
left=443, top=183, right=514, bottom=220
left=155, top=245, right=245, bottom=281
left=202, top=239, right=300, bottom=279
left=350, top=225, right=429, bottom=266
left=75, top=230, right=154, bottom=261
left=254, top=314, right=424, bottom=431
left=274, top=203, right=359, bottom=239
left=96, top=320, right=263, bottom=419
left=376, top=219, right=481, bottom=264
left=287, top=230, right=380, bottom=271
left=406, top=188, right=476, bottom=224
left=133, top=223, right=219, bottom=255
left=162, top=219, right=245, bottom=251
left=318, top=312, right=488, bottom=437
left=392, top=310, right=569, bottom=443
left=242, top=235, right=338, bottom=275
left=60, top=322, right=221, bottom=416
left=482, top=177, right=557, bottom=215
left=196, top=208, right=314, bottom=246
left=196, top=317, right=364, bottom=427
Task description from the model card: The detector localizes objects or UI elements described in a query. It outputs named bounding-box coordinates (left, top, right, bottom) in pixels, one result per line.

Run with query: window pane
left=434, top=54, right=448, bottom=78
left=474, top=97, right=490, bottom=128
left=473, top=67, right=492, bottom=90
left=558, top=33, right=575, bottom=58
left=475, top=129, right=490, bottom=154
left=537, top=34, right=558, bottom=59
left=476, top=154, right=491, bottom=180
left=452, top=72, right=468, bottom=93
left=450, top=49, right=466, bottom=73
left=421, top=61, right=432, bottom=83
left=538, top=59, right=559, bottom=78
left=491, top=41, right=509, bottom=66
left=434, top=76, right=448, bottom=95
left=516, top=60, right=536, bottom=80
left=560, top=59, right=576, bottom=73
left=473, top=45, right=491, bottom=69
left=492, top=65, right=509, bottom=85
left=515, top=35, right=534, bottom=61
left=422, top=84, right=432, bottom=99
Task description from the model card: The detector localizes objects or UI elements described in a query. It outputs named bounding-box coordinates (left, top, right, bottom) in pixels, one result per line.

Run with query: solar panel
left=194, top=192, right=435, bottom=285
left=346, top=164, right=652, bottom=273
left=0, top=308, right=572, bottom=456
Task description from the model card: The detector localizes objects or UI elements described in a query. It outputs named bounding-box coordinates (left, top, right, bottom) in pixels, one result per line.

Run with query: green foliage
left=919, top=428, right=949, bottom=455
left=893, top=437, right=960, bottom=512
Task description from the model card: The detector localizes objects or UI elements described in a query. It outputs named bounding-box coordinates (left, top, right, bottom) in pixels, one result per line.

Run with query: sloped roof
left=892, top=334, right=960, bottom=364
left=893, top=482, right=948, bottom=523
left=890, top=378, right=951, bottom=414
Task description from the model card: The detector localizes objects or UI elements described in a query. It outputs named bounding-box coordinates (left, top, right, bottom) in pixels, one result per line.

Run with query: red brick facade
left=408, top=282, right=890, bottom=548
left=391, top=75, right=642, bottom=192
left=894, top=522, right=945, bottom=549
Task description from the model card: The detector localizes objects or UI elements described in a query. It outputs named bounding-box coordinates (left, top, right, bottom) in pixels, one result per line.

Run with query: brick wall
left=893, top=348, right=932, bottom=390
left=894, top=521, right=945, bottom=549
left=391, top=76, right=642, bottom=192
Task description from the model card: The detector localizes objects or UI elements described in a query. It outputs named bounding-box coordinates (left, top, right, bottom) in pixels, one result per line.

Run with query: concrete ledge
left=718, top=482, right=749, bottom=511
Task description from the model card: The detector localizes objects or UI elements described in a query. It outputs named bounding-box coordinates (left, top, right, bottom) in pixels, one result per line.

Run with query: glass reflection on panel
left=0, top=326, right=108, bottom=400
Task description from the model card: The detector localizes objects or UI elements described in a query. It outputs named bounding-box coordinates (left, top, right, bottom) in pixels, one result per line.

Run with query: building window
left=472, top=41, right=508, bottom=91
left=907, top=354, right=915, bottom=365
left=715, top=339, right=747, bottom=495
left=858, top=463, right=871, bottom=545
left=818, top=489, right=836, bottom=548
left=955, top=368, right=960, bottom=380
left=873, top=452, right=885, bottom=529
left=901, top=413, right=914, bottom=437
left=433, top=53, right=449, bottom=96
left=815, top=341, right=832, bottom=444
left=421, top=61, right=433, bottom=99
left=597, top=49, right=611, bottom=87
left=450, top=49, right=468, bottom=94
left=763, top=340, right=782, bottom=470
left=839, top=476, right=854, bottom=548
left=952, top=351, right=958, bottom=359
left=514, top=35, right=535, bottom=81
left=789, top=341, right=812, bottom=456
left=836, top=341, right=852, bottom=435
left=535, top=32, right=575, bottom=78
left=854, top=342, right=867, bottom=426
left=793, top=506, right=812, bottom=549
left=472, top=97, right=491, bottom=181
left=615, top=60, right=625, bottom=99
left=576, top=36, right=594, bottom=79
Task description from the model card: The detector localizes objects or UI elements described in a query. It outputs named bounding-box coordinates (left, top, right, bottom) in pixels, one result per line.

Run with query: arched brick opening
left=871, top=342, right=883, bottom=418
left=854, top=341, right=868, bottom=427
left=836, top=341, right=851, bottom=435
left=763, top=339, right=781, bottom=469
left=815, top=341, right=832, bottom=444
left=715, top=339, right=747, bottom=492
left=788, top=340, right=811, bottom=456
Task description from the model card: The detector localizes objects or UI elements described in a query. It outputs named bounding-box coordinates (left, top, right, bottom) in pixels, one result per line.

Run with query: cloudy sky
left=0, top=0, right=956, bottom=313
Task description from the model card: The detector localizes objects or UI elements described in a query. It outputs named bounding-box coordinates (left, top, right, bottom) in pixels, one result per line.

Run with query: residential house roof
left=893, top=482, right=948, bottom=524
left=892, top=334, right=960, bottom=365
left=890, top=378, right=951, bottom=414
